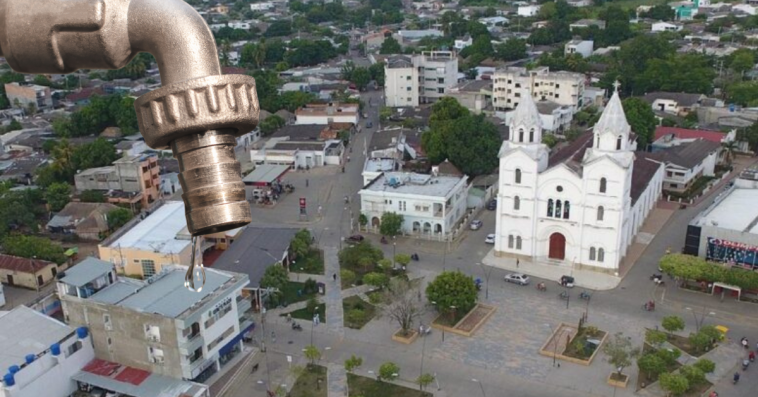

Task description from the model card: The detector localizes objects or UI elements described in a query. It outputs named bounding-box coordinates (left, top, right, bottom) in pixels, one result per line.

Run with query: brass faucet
left=0, top=0, right=258, bottom=236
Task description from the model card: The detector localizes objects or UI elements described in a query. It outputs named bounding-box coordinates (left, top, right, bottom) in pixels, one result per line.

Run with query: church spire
left=592, top=81, right=632, bottom=152
left=509, top=89, right=543, bottom=144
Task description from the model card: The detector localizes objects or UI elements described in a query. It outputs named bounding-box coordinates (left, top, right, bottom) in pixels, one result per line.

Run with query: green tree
left=379, top=37, right=401, bottom=54
left=679, top=365, right=705, bottom=387
left=729, top=49, right=755, bottom=75
left=339, top=241, right=383, bottom=271
left=107, top=208, right=132, bottom=230
left=662, top=316, right=685, bottom=337
left=637, top=354, right=667, bottom=382
left=426, top=271, right=478, bottom=319
left=369, top=62, right=386, bottom=86
left=377, top=362, right=400, bottom=381
left=363, top=272, right=389, bottom=289
left=602, top=332, right=640, bottom=377
left=259, top=264, right=288, bottom=292
left=727, top=81, right=758, bottom=107
left=542, top=134, right=558, bottom=148
left=345, top=355, right=363, bottom=373
left=642, top=5, right=675, bottom=21
left=379, top=212, right=404, bottom=237
left=657, top=347, right=682, bottom=367
left=303, top=345, right=321, bottom=366
left=340, top=269, right=356, bottom=285
left=660, top=373, right=688, bottom=396
left=44, top=182, right=72, bottom=212
left=79, top=190, right=106, bottom=203
left=259, top=114, right=285, bottom=136
left=495, top=38, right=527, bottom=62
left=377, top=258, right=393, bottom=272
left=358, top=213, right=368, bottom=227
left=2, top=234, right=67, bottom=264
left=416, top=373, right=435, bottom=391
left=622, top=97, right=657, bottom=149
left=394, top=254, right=411, bottom=268
left=71, top=138, right=118, bottom=171
left=693, top=358, right=715, bottom=374
left=645, top=329, right=667, bottom=348
left=379, top=106, right=391, bottom=122
left=350, top=67, right=372, bottom=91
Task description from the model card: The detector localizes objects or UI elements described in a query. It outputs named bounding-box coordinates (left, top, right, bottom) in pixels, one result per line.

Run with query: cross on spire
left=612, top=80, right=621, bottom=93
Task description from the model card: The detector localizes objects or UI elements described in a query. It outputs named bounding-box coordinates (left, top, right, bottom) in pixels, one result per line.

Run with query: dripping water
left=185, top=235, right=206, bottom=292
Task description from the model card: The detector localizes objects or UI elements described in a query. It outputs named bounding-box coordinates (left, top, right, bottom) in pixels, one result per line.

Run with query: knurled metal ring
left=134, top=74, right=259, bottom=149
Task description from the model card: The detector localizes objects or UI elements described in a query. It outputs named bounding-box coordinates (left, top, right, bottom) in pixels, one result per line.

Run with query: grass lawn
left=343, top=296, right=377, bottom=329
left=284, top=301, right=326, bottom=323
left=281, top=281, right=318, bottom=306
left=291, top=249, right=324, bottom=275
left=347, top=373, right=432, bottom=397
left=289, top=365, right=327, bottom=397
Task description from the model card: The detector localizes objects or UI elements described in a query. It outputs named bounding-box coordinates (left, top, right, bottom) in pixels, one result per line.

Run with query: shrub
left=346, top=309, right=366, bottom=326
left=304, top=278, right=318, bottom=294
left=378, top=362, right=400, bottom=381
left=693, top=358, right=715, bottom=374
left=340, top=269, right=356, bottom=285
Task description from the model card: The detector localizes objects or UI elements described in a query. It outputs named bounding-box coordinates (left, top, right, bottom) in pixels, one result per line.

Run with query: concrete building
left=494, top=86, right=665, bottom=273
left=250, top=139, right=344, bottom=168
left=565, top=40, right=594, bottom=58
left=448, top=80, right=493, bottom=114
left=294, top=102, right=359, bottom=125
left=3, top=83, right=52, bottom=110
left=517, top=4, right=541, bottom=16
left=0, top=306, right=95, bottom=397
left=642, top=92, right=705, bottom=116
left=654, top=139, right=721, bottom=193
left=652, top=22, right=683, bottom=32
left=493, top=67, right=586, bottom=113
left=58, top=263, right=252, bottom=383
left=249, top=1, right=275, bottom=10
left=569, top=19, right=606, bottom=30
left=685, top=169, right=758, bottom=269
left=74, top=153, right=161, bottom=208
left=502, top=100, right=573, bottom=133
left=384, top=51, right=459, bottom=107
left=46, top=202, right=120, bottom=240
left=359, top=169, right=470, bottom=238
left=0, top=254, right=61, bottom=290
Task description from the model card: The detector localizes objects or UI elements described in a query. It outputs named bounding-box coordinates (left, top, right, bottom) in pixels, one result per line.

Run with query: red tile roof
left=83, top=358, right=151, bottom=386
left=0, top=254, right=54, bottom=273
left=654, top=127, right=727, bottom=144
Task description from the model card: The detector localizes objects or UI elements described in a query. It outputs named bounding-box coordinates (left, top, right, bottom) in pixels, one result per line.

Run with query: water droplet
left=185, top=235, right=206, bottom=292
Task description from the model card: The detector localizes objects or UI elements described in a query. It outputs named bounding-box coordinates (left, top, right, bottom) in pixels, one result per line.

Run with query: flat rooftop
left=364, top=158, right=396, bottom=173
left=693, top=188, right=758, bottom=234
left=0, top=306, right=74, bottom=371
left=362, top=172, right=465, bottom=198
left=59, top=257, right=114, bottom=288
left=107, top=201, right=190, bottom=255
left=90, top=266, right=247, bottom=318
left=213, top=226, right=298, bottom=288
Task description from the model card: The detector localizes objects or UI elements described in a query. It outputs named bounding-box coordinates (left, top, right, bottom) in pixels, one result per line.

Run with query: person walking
left=333, top=273, right=337, bottom=282
left=516, top=258, right=520, bottom=268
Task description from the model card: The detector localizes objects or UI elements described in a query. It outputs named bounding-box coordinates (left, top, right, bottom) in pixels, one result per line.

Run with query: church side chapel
left=494, top=82, right=665, bottom=273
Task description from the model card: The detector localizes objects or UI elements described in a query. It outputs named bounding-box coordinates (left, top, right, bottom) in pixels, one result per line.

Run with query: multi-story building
left=3, top=82, right=52, bottom=110
left=294, top=102, right=359, bottom=125
left=0, top=306, right=95, bottom=397
left=74, top=153, right=160, bottom=208
left=359, top=168, right=470, bottom=238
left=384, top=51, right=459, bottom=107
left=58, top=260, right=253, bottom=383
left=493, top=67, right=586, bottom=113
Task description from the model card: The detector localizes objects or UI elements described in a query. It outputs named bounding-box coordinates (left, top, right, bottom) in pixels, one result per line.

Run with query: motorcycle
left=743, top=359, right=750, bottom=371
left=733, top=372, right=740, bottom=384
left=579, top=291, right=591, bottom=300
left=643, top=301, right=655, bottom=311
left=536, top=283, right=547, bottom=292
left=380, top=236, right=388, bottom=244
left=291, top=322, right=303, bottom=331
left=411, top=253, right=419, bottom=261
left=559, top=291, right=569, bottom=301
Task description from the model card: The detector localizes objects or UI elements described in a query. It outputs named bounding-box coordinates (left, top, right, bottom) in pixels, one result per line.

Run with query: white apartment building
left=384, top=51, right=459, bottom=107
left=517, top=4, right=542, bottom=16
left=0, top=306, right=95, bottom=397
left=565, top=40, right=594, bottom=58
left=250, top=2, right=275, bottom=11
left=294, top=102, right=359, bottom=125
left=493, top=67, right=585, bottom=113
left=359, top=170, right=470, bottom=238
left=58, top=259, right=252, bottom=383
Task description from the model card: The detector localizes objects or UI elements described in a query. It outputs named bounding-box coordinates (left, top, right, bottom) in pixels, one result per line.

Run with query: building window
left=599, top=177, right=607, bottom=193
left=407, top=87, right=412, bottom=91
left=555, top=200, right=562, bottom=218
left=597, top=206, right=604, bottom=221
left=141, top=260, right=156, bottom=277
left=438, top=78, right=445, bottom=84
left=616, top=136, right=622, bottom=150
left=516, top=236, right=522, bottom=250
left=103, top=314, right=112, bottom=331
left=589, top=247, right=596, bottom=261
left=529, top=128, right=535, bottom=143
left=547, top=199, right=554, bottom=217
left=65, top=341, right=83, bottom=358
left=563, top=201, right=570, bottom=219
left=406, top=76, right=411, bottom=80
left=514, top=196, right=520, bottom=211
left=508, top=235, right=514, bottom=248
left=598, top=248, right=605, bottom=262
left=438, top=88, right=444, bottom=94
left=518, top=128, right=524, bottom=142
left=515, top=168, right=522, bottom=184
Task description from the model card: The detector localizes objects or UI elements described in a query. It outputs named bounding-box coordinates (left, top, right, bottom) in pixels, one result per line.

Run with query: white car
left=504, top=273, right=530, bottom=286
left=470, top=220, right=483, bottom=230
left=485, top=234, right=495, bottom=244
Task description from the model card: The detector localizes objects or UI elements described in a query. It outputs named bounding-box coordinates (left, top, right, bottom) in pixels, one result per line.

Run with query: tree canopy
left=379, top=212, right=404, bottom=237
left=2, top=234, right=67, bottom=264
left=622, top=97, right=656, bottom=149
left=425, top=270, right=478, bottom=316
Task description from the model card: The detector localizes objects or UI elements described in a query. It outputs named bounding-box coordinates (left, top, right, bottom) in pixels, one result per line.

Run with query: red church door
left=549, top=233, right=566, bottom=260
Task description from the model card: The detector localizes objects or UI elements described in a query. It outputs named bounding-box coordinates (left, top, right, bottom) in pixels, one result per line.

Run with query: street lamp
left=471, top=379, right=487, bottom=397
left=476, top=262, right=494, bottom=300
left=392, top=236, right=397, bottom=268
left=545, top=324, right=557, bottom=367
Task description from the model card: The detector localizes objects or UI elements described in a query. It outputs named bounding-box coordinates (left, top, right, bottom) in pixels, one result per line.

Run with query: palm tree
left=721, top=140, right=737, bottom=166
left=51, top=138, right=74, bottom=176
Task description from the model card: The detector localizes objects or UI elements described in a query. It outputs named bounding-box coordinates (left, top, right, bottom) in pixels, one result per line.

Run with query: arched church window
left=616, top=135, right=622, bottom=150
left=516, top=236, right=522, bottom=250
left=597, top=206, right=604, bottom=221
left=547, top=199, right=554, bottom=217
left=529, top=128, right=535, bottom=143
left=589, top=247, right=596, bottom=261
left=555, top=200, right=562, bottom=218
left=599, top=178, right=607, bottom=193
left=508, top=235, right=514, bottom=248
left=598, top=248, right=605, bottom=262
left=514, top=169, right=522, bottom=184
left=563, top=201, right=570, bottom=219
left=514, top=196, right=521, bottom=211
left=518, top=128, right=524, bottom=142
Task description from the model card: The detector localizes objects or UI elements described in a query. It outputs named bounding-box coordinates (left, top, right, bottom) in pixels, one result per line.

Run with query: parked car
left=470, top=220, right=483, bottom=230
left=559, top=275, right=575, bottom=288
left=485, top=234, right=495, bottom=244
left=486, top=199, right=497, bottom=211
left=365, top=121, right=373, bottom=128
left=504, top=273, right=530, bottom=285
left=346, top=235, right=365, bottom=244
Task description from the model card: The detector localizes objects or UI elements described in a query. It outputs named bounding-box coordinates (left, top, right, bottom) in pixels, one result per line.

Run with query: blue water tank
left=3, top=373, right=14, bottom=387
left=7, top=366, right=19, bottom=374
left=50, top=343, right=61, bottom=356
left=76, top=327, right=88, bottom=339
left=24, top=355, right=34, bottom=364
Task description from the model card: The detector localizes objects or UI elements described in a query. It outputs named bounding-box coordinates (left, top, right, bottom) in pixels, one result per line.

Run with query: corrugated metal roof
left=0, top=254, right=54, bottom=273
left=108, top=201, right=190, bottom=255
left=59, top=257, right=114, bottom=288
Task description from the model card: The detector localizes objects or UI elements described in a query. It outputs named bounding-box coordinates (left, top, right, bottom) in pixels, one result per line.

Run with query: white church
left=494, top=83, right=665, bottom=273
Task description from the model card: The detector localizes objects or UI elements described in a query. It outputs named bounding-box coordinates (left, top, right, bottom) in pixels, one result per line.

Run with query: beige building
left=384, top=51, right=459, bottom=107
left=75, top=153, right=161, bottom=209
left=0, top=254, right=61, bottom=289
left=58, top=260, right=252, bottom=383
left=493, top=67, right=585, bottom=113
left=4, top=82, right=52, bottom=109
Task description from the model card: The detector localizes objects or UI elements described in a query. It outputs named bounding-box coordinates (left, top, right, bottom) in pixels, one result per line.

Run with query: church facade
left=494, top=84, right=665, bottom=273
